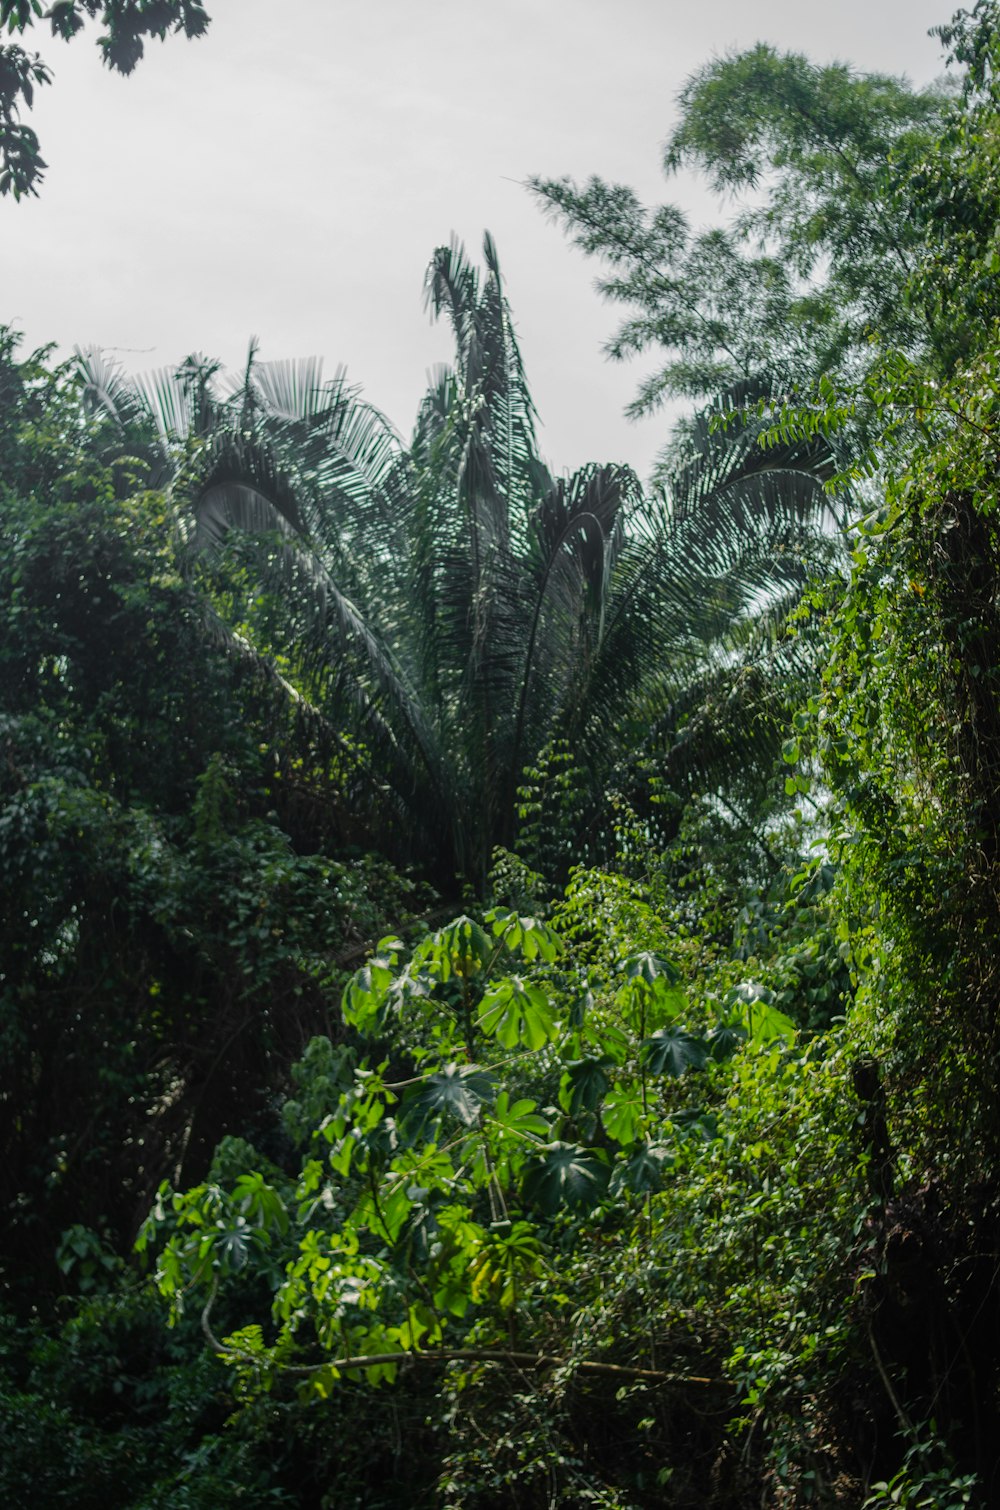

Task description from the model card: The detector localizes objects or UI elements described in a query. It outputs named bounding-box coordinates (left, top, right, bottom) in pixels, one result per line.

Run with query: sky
left=2, top=0, right=952, bottom=482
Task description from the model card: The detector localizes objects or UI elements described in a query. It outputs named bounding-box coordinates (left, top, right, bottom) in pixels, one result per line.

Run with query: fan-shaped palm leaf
left=73, top=247, right=844, bottom=889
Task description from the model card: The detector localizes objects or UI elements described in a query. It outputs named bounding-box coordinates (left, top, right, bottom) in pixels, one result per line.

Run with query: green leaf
left=521, top=1143, right=610, bottom=1215
left=233, top=1172, right=289, bottom=1235
left=558, top=1056, right=613, bottom=1115
left=486, top=908, right=562, bottom=963
left=400, top=1062, right=495, bottom=1134
left=644, top=976, right=687, bottom=1029
left=217, top=1215, right=253, bottom=1271
left=746, top=1000, right=797, bottom=1043
left=706, top=1021, right=748, bottom=1061
left=672, top=1108, right=719, bottom=1142
left=477, top=976, right=557, bottom=1050
left=491, top=1090, right=550, bottom=1140
left=600, top=1083, right=644, bottom=1145
left=430, top=917, right=492, bottom=982
left=610, top=1142, right=672, bottom=1196
left=730, top=983, right=797, bottom=1043
left=624, top=951, right=680, bottom=986
left=641, top=1026, right=709, bottom=1077
left=342, top=957, right=395, bottom=1032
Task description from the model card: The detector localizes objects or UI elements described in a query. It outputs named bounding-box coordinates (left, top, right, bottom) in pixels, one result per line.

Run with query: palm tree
left=76, top=236, right=841, bottom=891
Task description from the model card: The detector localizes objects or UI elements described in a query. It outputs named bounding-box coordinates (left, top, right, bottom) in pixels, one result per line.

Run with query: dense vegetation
left=3, top=6, right=1000, bottom=1505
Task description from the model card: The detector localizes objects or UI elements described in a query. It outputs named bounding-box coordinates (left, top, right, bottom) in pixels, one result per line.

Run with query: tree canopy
left=530, top=46, right=945, bottom=419
left=76, top=233, right=840, bottom=892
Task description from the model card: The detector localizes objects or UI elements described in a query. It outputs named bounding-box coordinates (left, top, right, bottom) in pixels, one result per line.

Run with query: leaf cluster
left=0, top=1, right=210, bottom=197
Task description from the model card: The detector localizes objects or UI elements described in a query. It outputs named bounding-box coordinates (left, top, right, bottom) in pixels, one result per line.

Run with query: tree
left=78, top=234, right=841, bottom=892
left=530, top=48, right=944, bottom=419
left=0, top=0, right=210, bottom=198
left=750, top=9, right=1000, bottom=1493
left=0, top=329, right=420, bottom=1284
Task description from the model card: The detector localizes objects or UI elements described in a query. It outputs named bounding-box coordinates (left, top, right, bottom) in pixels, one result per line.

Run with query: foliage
left=0, top=333, right=424, bottom=1294
left=764, top=9, right=1000, bottom=1498
left=530, top=50, right=943, bottom=421
left=135, top=868, right=876, bottom=1504
left=0, top=0, right=210, bottom=197
left=77, top=241, right=841, bottom=892
left=9, top=9, right=1000, bottom=1505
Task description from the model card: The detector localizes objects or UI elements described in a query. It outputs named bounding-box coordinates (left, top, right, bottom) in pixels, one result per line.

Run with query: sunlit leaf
left=624, top=951, right=681, bottom=987
left=477, top=976, right=557, bottom=1050
left=491, top=1090, right=550, bottom=1140
left=600, top=1084, right=644, bottom=1145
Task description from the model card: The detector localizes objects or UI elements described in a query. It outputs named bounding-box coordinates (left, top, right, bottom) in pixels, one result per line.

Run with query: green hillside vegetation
left=3, top=6, right=1000, bottom=1505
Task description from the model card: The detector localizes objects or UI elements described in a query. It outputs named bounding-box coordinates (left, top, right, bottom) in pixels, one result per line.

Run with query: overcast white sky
left=2, top=0, right=951, bottom=481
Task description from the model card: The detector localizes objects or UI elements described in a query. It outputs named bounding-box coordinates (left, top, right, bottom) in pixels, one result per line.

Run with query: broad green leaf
left=342, top=969, right=387, bottom=1033
left=485, top=908, right=561, bottom=962
left=375, top=935, right=405, bottom=958
left=355, top=1179, right=413, bottom=1243
left=728, top=983, right=797, bottom=1043
left=428, top=917, right=491, bottom=982
left=521, top=1142, right=610, bottom=1215
left=644, top=977, right=687, bottom=1030
left=559, top=1056, right=613, bottom=1115
left=477, top=976, right=557, bottom=1050
left=706, top=1021, right=749, bottom=1061
left=468, top=1221, right=543, bottom=1309
left=641, top=1026, right=709, bottom=1077
left=610, top=1142, right=672, bottom=1196
left=233, top=1172, right=289, bottom=1234
left=491, top=1089, right=550, bottom=1140
left=624, top=951, right=681, bottom=987
left=600, top=1083, right=644, bottom=1145
left=746, top=1000, right=798, bottom=1043
left=400, top=1062, right=495, bottom=1134
left=217, top=1215, right=253, bottom=1271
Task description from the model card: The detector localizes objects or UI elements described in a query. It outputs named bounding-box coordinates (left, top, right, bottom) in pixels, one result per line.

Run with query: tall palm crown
left=77, top=235, right=839, bottom=890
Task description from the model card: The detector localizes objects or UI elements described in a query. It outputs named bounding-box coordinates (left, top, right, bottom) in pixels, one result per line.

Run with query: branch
left=214, top=1331, right=720, bottom=1388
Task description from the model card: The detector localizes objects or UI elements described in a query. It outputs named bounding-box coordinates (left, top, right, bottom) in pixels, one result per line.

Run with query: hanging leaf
left=521, top=1143, right=610, bottom=1215
left=641, top=1026, right=709, bottom=1077
left=569, top=988, right=594, bottom=1029
left=424, top=918, right=492, bottom=983
left=486, top=908, right=562, bottom=963
left=342, top=946, right=400, bottom=1032
left=217, top=1215, right=253, bottom=1271
left=468, top=1221, right=544, bottom=1309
